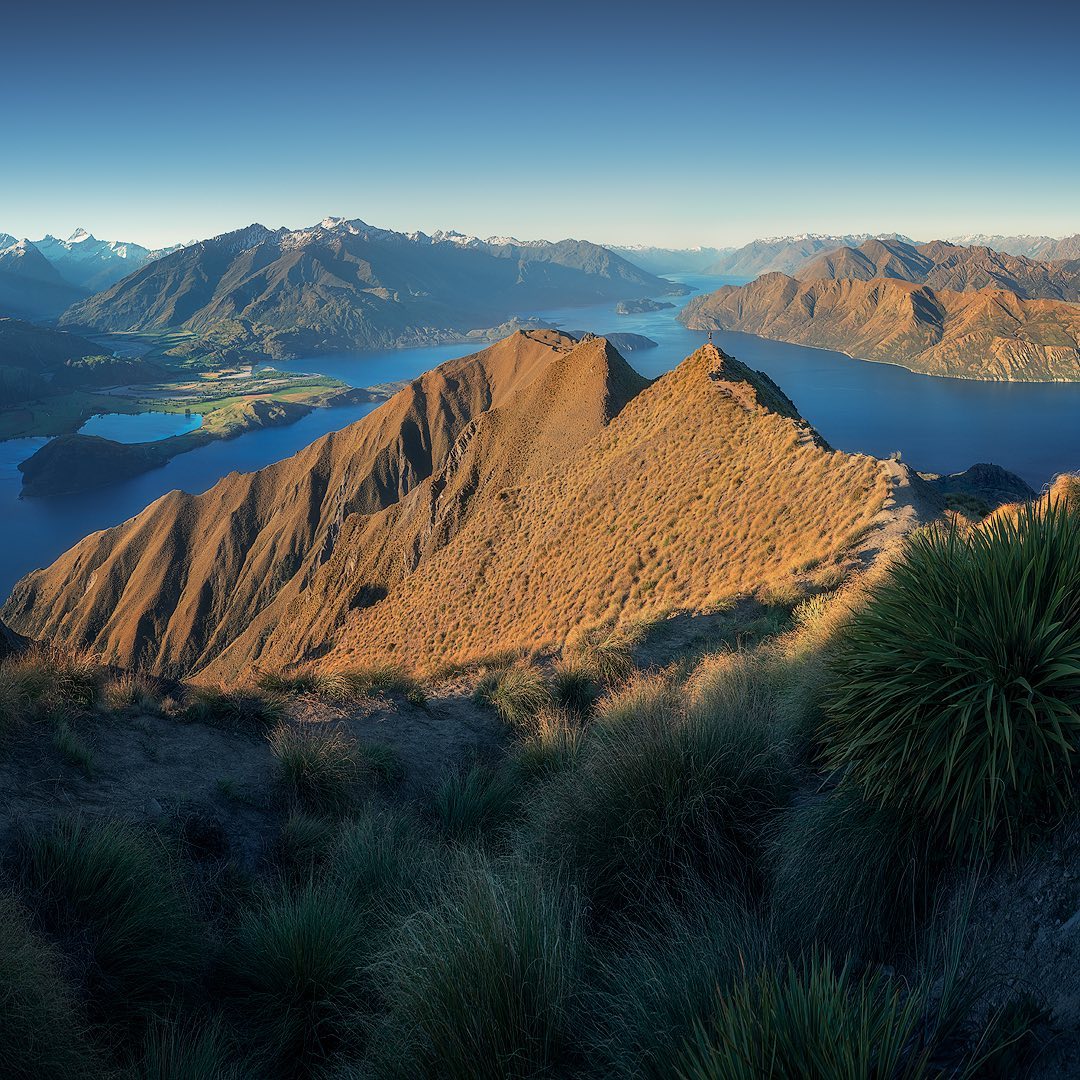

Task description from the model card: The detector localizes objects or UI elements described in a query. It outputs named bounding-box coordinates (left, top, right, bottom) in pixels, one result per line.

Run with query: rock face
left=3, top=332, right=892, bottom=679
left=797, top=237, right=1080, bottom=302
left=60, top=218, right=689, bottom=358
left=680, top=274, right=1080, bottom=381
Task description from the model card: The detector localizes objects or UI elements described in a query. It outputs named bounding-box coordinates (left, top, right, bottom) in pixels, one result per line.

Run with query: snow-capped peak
left=67, top=227, right=94, bottom=243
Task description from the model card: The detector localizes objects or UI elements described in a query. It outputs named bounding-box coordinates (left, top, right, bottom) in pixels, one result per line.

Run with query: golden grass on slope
left=329, top=347, right=889, bottom=671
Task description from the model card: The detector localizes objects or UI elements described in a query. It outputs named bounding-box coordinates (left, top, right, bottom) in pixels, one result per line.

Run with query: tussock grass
left=677, top=954, right=936, bottom=1080
left=225, top=879, right=369, bottom=1076
left=279, top=812, right=338, bottom=879
left=0, top=645, right=108, bottom=728
left=128, top=1015, right=237, bottom=1080
left=533, top=670, right=790, bottom=917
left=100, top=672, right=163, bottom=715
left=564, top=625, right=638, bottom=686
left=22, top=817, right=203, bottom=1021
left=0, top=889, right=98, bottom=1080
left=550, top=657, right=598, bottom=714
left=258, top=662, right=426, bottom=707
left=767, top=789, right=930, bottom=963
left=184, top=683, right=286, bottom=731
left=369, top=857, right=584, bottom=1080
left=268, top=723, right=365, bottom=817
left=513, top=705, right=586, bottom=780
left=52, top=720, right=95, bottom=776
left=329, top=805, right=434, bottom=910
left=590, top=884, right=767, bottom=1080
left=473, top=659, right=551, bottom=728
left=432, top=761, right=522, bottom=843
left=823, top=501, right=1080, bottom=859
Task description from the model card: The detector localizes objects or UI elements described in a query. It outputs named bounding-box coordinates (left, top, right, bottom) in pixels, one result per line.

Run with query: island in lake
left=615, top=298, right=675, bottom=315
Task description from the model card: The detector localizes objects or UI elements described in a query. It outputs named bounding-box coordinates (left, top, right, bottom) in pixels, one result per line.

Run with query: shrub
left=431, top=761, right=521, bottom=843
left=184, top=684, right=286, bottom=731
left=677, top=954, right=934, bottom=1080
left=370, top=858, right=584, bottom=1080
left=534, top=672, right=788, bottom=916
left=591, top=884, right=767, bottom=1080
left=473, top=659, right=550, bottom=728
left=225, top=879, right=369, bottom=1076
left=822, top=503, right=1080, bottom=858
left=766, top=788, right=931, bottom=963
left=0, top=890, right=98, bottom=1079
left=128, top=1015, right=238, bottom=1080
left=269, top=723, right=365, bottom=816
left=22, top=817, right=203, bottom=1021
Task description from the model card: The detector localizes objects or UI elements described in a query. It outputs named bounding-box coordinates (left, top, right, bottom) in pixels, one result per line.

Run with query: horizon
left=5, top=0, right=1079, bottom=249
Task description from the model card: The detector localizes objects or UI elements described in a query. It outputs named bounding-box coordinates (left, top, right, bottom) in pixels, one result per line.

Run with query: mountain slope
left=33, top=228, right=180, bottom=291
left=60, top=218, right=687, bottom=358
left=680, top=274, right=1080, bottom=381
left=0, top=238, right=86, bottom=319
left=950, top=233, right=1080, bottom=261
left=705, top=234, right=916, bottom=277
left=798, top=237, right=1080, bottom=301
left=3, top=334, right=889, bottom=678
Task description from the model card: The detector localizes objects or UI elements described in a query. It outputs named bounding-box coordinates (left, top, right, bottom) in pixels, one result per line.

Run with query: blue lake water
left=78, top=411, right=204, bottom=443
left=1, top=271, right=1079, bottom=599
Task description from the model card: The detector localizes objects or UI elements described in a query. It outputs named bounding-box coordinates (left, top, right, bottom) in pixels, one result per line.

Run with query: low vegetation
left=2, top=482, right=1077, bottom=1076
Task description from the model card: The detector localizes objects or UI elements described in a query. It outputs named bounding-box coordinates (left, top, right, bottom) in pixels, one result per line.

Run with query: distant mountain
left=3, top=331, right=890, bottom=678
left=34, top=228, right=183, bottom=291
left=0, top=238, right=86, bottom=320
left=608, top=245, right=734, bottom=275
left=680, top=274, right=1080, bottom=381
left=705, top=234, right=917, bottom=277
left=797, top=237, right=1080, bottom=301
left=60, top=217, right=689, bottom=358
left=950, top=233, right=1080, bottom=261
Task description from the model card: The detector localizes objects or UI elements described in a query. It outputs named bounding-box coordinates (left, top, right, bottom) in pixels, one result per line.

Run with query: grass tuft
left=473, top=659, right=551, bottom=728
left=432, top=761, right=521, bottom=843
left=370, top=857, right=583, bottom=1080
left=184, top=683, right=286, bottom=731
left=268, top=723, right=365, bottom=817
left=822, top=501, right=1080, bottom=859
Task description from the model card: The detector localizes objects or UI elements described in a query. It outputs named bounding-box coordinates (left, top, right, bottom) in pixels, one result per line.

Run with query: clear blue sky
left=4, top=0, right=1078, bottom=249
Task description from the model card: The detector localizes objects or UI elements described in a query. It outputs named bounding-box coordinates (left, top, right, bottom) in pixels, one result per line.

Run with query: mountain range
left=702, top=234, right=918, bottom=278
left=2, top=330, right=891, bottom=678
left=948, top=233, right=1080, bottom=261
left=58, top=218, right=687, bottom=359
left=680, top=274, right=1080, bottom=381
left=796, top=237, right=1080, bottom=301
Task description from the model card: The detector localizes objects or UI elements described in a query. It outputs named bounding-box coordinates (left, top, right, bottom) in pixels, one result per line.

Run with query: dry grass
left=331, top=347, right=887, bottom=669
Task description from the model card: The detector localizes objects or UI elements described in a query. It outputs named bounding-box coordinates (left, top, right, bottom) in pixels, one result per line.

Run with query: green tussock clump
left=591, top=884, right=767, bottom=1080
left=677, top=954, right=936, bottom=1080
left=550, top=657, right=598, bottom=715
left=225, top=879, right=369, bottom=1077
left=767, top=788, right=931, bottom=963
left=22, top=817, right=204, bottom=1022
left=263, top=663, right=426, bottom=706
left=52, top=719, right=96, bottom=776
left=127, top=1015, right=238, bottom=1080
left=513, top=705, right=586, bottom=780
left=0, top=646, right=108, bottom=728
left=431, top=760, right=521, bottom=843
left=534, top=668, right=789, bottom=917
left=269, top=723, right=366, bottom=817
left=369, top=857, right=584, bottom=1080
left=473, top=659, right=551, bottom=728
left=565, top=625, right=637, bottom=687
left=184, top=683, right=286, bottom=731
left=822, top=502, right=1080, bottom=859
left=0, top=889, right=98, bottom=1080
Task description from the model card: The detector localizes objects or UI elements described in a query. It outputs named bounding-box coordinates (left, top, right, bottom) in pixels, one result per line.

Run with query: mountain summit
left=3, top=333, right=889, bottom=678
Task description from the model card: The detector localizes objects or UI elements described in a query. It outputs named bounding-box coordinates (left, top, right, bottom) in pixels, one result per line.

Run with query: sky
left=3, top=0, right=1079, bottom=249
